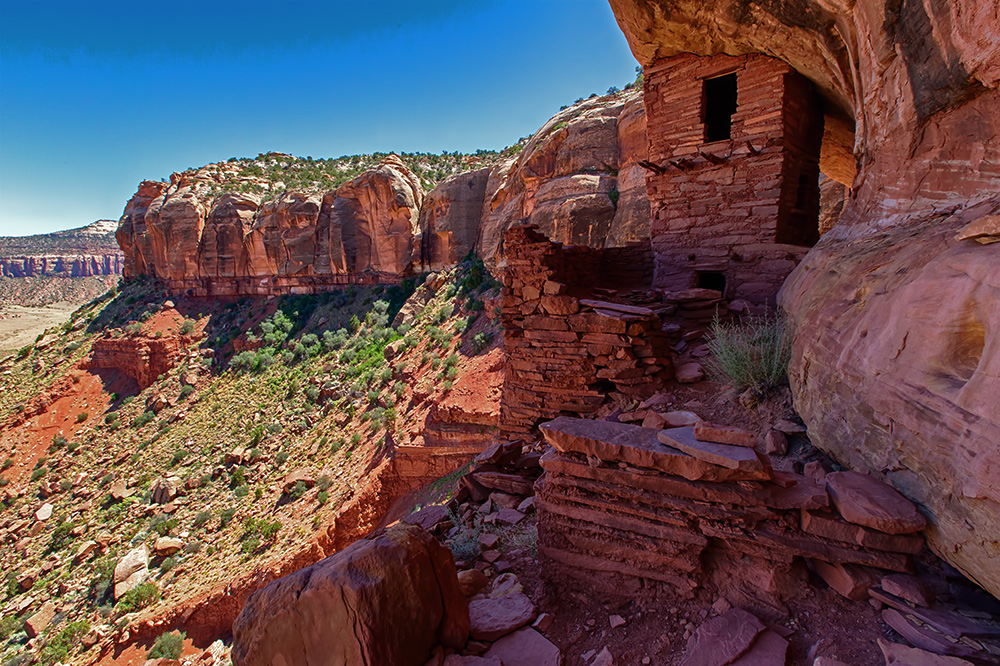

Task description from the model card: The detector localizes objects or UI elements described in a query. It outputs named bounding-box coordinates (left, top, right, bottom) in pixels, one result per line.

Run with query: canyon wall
left=609, top=0, right=1000, bottom=598
left=0, top=254, right=123, bottom=279
left=117, top=92, right=654, bottom=293
left=116, top=156, right=425, bottom=297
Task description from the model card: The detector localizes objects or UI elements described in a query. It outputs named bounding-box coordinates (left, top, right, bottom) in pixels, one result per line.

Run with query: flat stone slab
left=870, top=588, right=1000, bottom=638
left=826, top=471, right=926, bottom=535
left=469, top=592, right=536, bottom=641
left=881, top=609, right=982, bottom=660
left=680, top=608, right=765, bottom=666
left=877, top=638, right=975, bottom=666
left=484, top=627, right=562, bottom=666
left=659, top=427, right=770, bottom=476
left=540, top=417, right=770, bottom=482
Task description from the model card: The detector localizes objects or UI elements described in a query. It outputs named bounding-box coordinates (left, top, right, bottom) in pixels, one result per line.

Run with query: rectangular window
left=703, top=73, right=738, bottom=142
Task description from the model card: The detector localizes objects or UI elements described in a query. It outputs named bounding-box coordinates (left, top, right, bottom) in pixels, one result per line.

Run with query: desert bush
left=179, top=384, right=195, bottom=400
left=147, top=630, right=185, bottom=660
left=472, top=331, right=493, bottom=354
left=115, top=582, right=159, bottom=613
left=193, top=511, right=211, bottom=528
left=179, top=319, right=196, bottom=335
left=703, top=311, right=792, bottom=397
left=446, top=508, right=482, bottom=562
left=76, top=412, right=89, bottom=423
left=38, top=620, right=91, bottom=664
left=219, top=508, right=237, bottom=528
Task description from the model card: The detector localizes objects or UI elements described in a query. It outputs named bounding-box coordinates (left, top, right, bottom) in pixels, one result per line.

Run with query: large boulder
left=608, top=0, right=1000, bottom=597
left=113, top=545, right=149, bottom=599
left=231, top=524, right=469, bottom=666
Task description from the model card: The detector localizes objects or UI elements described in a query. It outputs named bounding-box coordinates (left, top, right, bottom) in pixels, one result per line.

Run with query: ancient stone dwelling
left=643, top=53, right=825, bottom=304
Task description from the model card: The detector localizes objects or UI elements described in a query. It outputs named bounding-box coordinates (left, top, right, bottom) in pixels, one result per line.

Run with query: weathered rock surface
left=420, top=168, right=491, bottom=271
left=113, top=545, right=149, bottom=599
left=231, top=524, right=468, bottom=666
left=478, top=89, right=651, bottom=268
left=609, top=0, right=1000, bottom=599
left=118, top=155, right=424, bottom=296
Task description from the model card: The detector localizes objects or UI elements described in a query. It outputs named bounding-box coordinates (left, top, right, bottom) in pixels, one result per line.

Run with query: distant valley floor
left=0, top=303, right=78, bottom=352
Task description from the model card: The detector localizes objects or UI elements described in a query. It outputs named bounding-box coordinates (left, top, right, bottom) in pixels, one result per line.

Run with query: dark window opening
left=794, top=174, right=810, bottom=210
left=703, top=73, right=738, bottom=142
left=697, top=271, right=727, bottom=294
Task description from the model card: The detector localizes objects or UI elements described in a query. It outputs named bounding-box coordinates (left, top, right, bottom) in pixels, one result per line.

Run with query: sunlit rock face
left=117, top=155, right=425, bottom=296
left=610, top=0, right=1000, bottom=598
left=477, top=89, right=652, bottom=269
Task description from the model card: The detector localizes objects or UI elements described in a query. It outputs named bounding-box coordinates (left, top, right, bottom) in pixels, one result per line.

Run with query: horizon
left=0, top=0, right=640, bottom=237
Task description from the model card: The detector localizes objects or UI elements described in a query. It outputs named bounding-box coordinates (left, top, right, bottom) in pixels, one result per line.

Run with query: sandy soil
left=0, top=303, right=77, bottom=352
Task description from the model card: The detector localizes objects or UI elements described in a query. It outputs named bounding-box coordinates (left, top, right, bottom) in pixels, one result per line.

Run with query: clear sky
left=0, top=0, right=640, bottom=236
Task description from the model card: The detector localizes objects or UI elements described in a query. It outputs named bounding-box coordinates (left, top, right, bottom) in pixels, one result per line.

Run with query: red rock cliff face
left=477, top=89, right=652, bottom=269
left=609, top=0, right=1000, bottom=597
left=117, top=156, right=423, bottom=296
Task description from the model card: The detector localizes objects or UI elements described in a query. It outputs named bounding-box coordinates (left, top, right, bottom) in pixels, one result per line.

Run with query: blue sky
left=0, top=0, right=639, bottom=236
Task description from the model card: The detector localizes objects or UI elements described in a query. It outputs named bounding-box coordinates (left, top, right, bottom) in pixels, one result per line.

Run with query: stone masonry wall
left=537, top=417, right=926, bottom=606
left=643, top=53, right=823, bottom=304
left=499, top=226, right=672, bottom=438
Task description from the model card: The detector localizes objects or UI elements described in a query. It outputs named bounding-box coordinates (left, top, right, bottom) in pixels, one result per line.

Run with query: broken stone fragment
left=679, top=607, right=765, bottom=666
left=675, top=362, right=704, bottom=384
left=877, top=638, right=975, bottom=666
left=34, top=503, right=53, bottom=522
left=484, top=627, right=562, bottom=666
left=154, top=537, right=183, bottom=557
left=468, top=592, right=537, bottom=641
left=457, top=569, right=489, bottom=598
left=826, top=471, right=927, bottom=535
left=659, top=427, right=770, bottom=475
left=812, top=560, right=881, bottom=600
left=763, top=430, right=788, bottom=455
left=24, top=600, right=56, bottom=638
left=693, top=422, right=756, bottom=448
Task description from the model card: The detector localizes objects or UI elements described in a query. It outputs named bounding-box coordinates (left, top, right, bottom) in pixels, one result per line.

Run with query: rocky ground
left=0, top=262, right=503, bottom=666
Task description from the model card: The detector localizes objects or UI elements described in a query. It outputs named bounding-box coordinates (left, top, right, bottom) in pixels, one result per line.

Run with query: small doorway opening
left=703, top=73, right=738, bottom=142
left=697, top=271, right=727, bottom=295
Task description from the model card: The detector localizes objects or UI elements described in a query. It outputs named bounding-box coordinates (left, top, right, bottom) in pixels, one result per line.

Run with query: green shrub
left=275, top=451, right=289, bottom=466
left=220, top=508, right=237, bottom=528
left=38, top=620, right=91, bottom=663
left=472, top=331, right=494, bottom=354
left=149, top=514, right=179, bottom=537
left=234, top=484, right=249, bottom=498
left=179, top=319, right=196, bottom=335
left=116, top=582, right=160, bottom=613
left=240, top=517, right=282, bottom=554
left=133, top=411, right=155, bottom=428
left=51, top=433, right=67, bottom=448
left=703, top=311, right=792, bottom=398
left=179, top=384, right=195, bottom=400
left=170, top=449, right=189, bottom=467
left=316, top=475, right=332, bottom=491
left=289, top=481, right=308, bottom=500
left=305, top=385, right=319, bottom=403
left=1, top=458, right=12, bottom=471
left=159, top=557, right=177, bottom=574
left=193, top=511, right=211, bottom=528
left=147, top=630, right=186, bottom=660
left=31, top=467, right=47, bottom=481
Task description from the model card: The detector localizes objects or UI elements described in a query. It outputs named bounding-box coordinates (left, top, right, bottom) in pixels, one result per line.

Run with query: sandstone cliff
left=117, top=155, right=425, bottom=296
left=610, top=0, right=1000, bottom=598
left=0, top=220, right=123, bottom=279
left=474, top=89, right=651, bottom=270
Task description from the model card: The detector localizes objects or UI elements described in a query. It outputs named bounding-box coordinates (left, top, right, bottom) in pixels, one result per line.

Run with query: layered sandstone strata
left=536, top=417, right=925, bottom=604
left=499, top=226, right=672, bottom=437
left=116, top=155, right=425, bottom=297
left=609, top=0, right=1000, bottom=597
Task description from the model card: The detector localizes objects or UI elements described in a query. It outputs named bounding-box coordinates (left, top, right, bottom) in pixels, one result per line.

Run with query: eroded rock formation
left=476, top=89, right=652, bottom=268
left=117, top=156, right=424, bottom=296
left=609, top=0, right=1000, bottom=597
